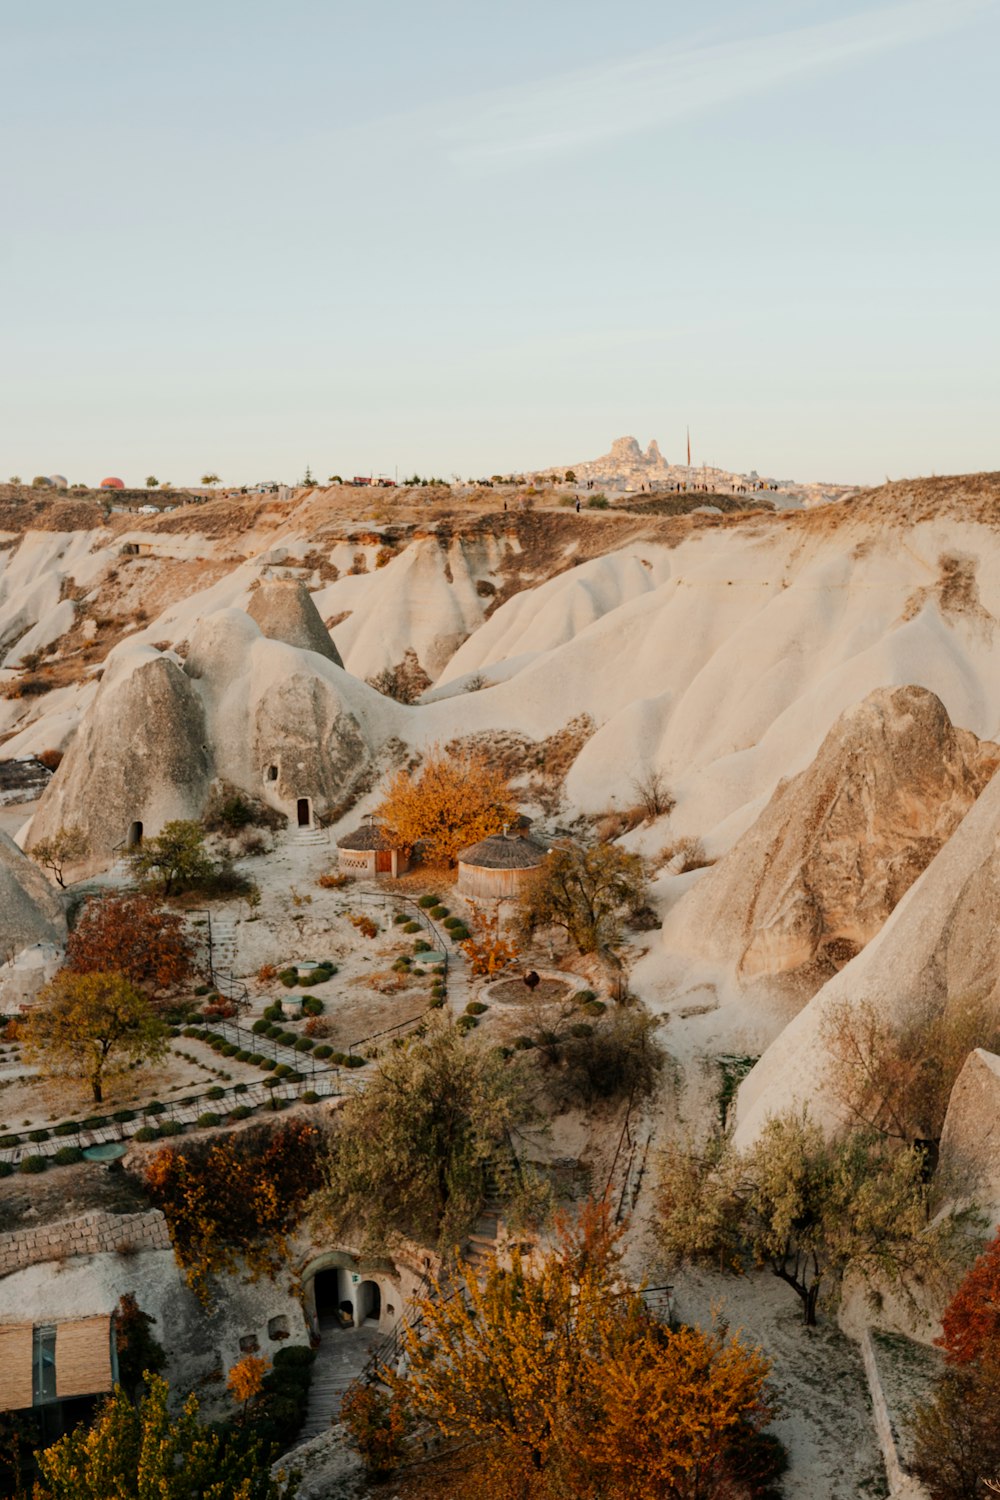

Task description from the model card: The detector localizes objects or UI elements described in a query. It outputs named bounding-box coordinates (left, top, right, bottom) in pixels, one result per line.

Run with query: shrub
left=572, top=989, right=597, bottom=1004
left=403, top=921, right=420, bottom=933
left=414, top=939, right=431, bottom=953
left=19, top=1155, right=47, bottom=1174
left=429, top=905, right=448, bottom=919
left=0, top=1161, right=13, bottom=1177
left=450, top=926, right=470, bottom=943
left=294, top=1038, right=315, bottom=1052
left=28, top=1128, right=50, bottom=1142
left=206, top=1086, right=225, bottom=1100
left=252, top=1019, right=270, bottom=1034
left=443, top=915, right=463, bottom=929
left=345, top=1055, right=367, bottom=1069
left=194, top=984, right=211, bottom=997
left=229, top=1105, right=253, bottom=1121
left=146, top=1101, right=167, bottom=1115
left=317, top=872, right=353, bottom=889
left=264, top=1002, right=283, bottom=1020
left=513, top=1035, right=536, bottom=1050
left=197, top=1112, right=222, bottom=1129
left=301, top=1091, right=320, bottom=1105
left=278, top=969, right=298, bottom=988
left=428, top=995, right=445, bottom=1009
left=53, top=1122, right=78, bottom=1138
left=279, top=1031, right=298, bottom=1047
left=274, top=1064, right=291, bottom=1078
left=52, top=1145, right=83, bottom=1165
left=260, top=1057, right=276, bottom=1070
left=81, top=1115, right=109, bottom=1129
left=418, top=894, right=441, bottom=909
left=302, top=996, right=324, bottom=1016
left=236, top=1049, right=251, bottom=1062
left=133, top=1126, right=157, bottom=1142
left=158, top=1121, right=184, bottom=1137
left=313, top=1044, right=333, bottom=1059
left=393, top=913, right=408, bottom=925
left=456, top=1015, right=478, bottom=1033
left=583, top=999, right=606, bottom=1016
left=465, top=1001, right=488, bottom=1016
left=112, top=1108, right=136, bottom=1123
left=587, top=494, right=609, bottom=509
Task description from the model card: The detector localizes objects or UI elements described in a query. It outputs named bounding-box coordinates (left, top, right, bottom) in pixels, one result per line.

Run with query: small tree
left=938, top=1227, right=1000, bottom=1366
left=564, top=469, right=576, bottom=483
left=68, top=893, right=193, bottom=998
left=129, top=819, right=215, bottom=897
left=228, top=1354, right=270, bottom=1423
left=313, top=1021, right=538, bottom=1253
left=909, top=1357, right=1000, bottom=1500
left=145, top=474, right=158, bottom=488
left=29, top=824, right=88, bottom=888
left=518, top=842, right=648, bottom=955
left=33, top=1373, right=296, bottom=1499
left=630, top=768, right=675, bottom=822
left=375, top=744, right=517, bottom=866
left=346, top=1201, right=776, bottom=1499
left=462, top=903, right=519, bottom=977
left=23, top=969, right=169, bottom=1103
left=201, top=472, right=220, bottom=486
left=656, top=1111, right=972, bottom=1326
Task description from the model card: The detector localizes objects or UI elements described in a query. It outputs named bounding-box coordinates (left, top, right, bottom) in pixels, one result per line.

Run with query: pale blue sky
left=2, top=0, right=997, bottom=486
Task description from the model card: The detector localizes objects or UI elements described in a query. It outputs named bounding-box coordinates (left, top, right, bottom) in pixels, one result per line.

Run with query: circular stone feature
left=488, top=978, right=572, bottom=1006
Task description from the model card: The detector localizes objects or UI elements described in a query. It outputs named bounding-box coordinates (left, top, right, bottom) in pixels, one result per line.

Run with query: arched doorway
left=126, top=821, right=143, bottom=848
left=296, top=798, right=312, bottom=828
left=313, top=1268, right=349, bottom=1328
left=358, top=1280, right=381, bottom=1324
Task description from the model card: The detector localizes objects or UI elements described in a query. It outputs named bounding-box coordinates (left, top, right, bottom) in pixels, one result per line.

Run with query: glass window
left=33, top=1326, right=57, bottom=1405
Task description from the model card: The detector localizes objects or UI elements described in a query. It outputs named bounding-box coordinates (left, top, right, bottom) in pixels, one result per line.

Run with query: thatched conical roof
left=457, top=833, right=547, bottom=870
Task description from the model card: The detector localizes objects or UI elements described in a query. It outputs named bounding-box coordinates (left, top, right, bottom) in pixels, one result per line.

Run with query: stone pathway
left=298, top=1322, right=385, bottom=1443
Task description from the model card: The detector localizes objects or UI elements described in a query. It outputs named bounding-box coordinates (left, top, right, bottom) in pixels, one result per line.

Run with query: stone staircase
left=290, top=826, right=329, bottom=847
left=463, top=1199, right=502, bottom=1273
left=298, top=1323, right=384, bottom=1443
left=209, top=912, right=240, bottom=977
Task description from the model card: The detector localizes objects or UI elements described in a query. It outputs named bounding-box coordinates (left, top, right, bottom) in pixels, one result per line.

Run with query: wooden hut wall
left=457, top=865, right=531, bottom=902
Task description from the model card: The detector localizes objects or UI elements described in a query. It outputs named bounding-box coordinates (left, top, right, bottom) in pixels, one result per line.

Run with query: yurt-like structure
left=336, top=822, right=410, bottom=878
left=456, top=830, right=547, bottom=901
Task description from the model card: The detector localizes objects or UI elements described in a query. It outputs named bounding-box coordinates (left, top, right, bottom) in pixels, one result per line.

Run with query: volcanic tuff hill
left=6, top=470, right=1000, bottom=1153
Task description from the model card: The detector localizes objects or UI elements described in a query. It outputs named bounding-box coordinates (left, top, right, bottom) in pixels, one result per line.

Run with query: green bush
left=194, top=984, right=211, bottom=996
left=294, top=1038, right=314, bottom=1052
left=345, top=1055, right=367, bottom=1069
left=450, top=927, right=470, bottom=943
left=252, top=1018, right=270, bottom=1034
left=513, top=1035, right=535, bottom=1050
left=429, top=905, right=448, bottom=919
left=249, top=1053, right=265, bottom=1066
left=132, top=1126, right=157, bottom=1142
left=393, top=912, right=408, bottom=924
left=279, top=1031, right=298, bottom=1047
left=428, top=995, right=445, bottom=1009
left=583, top=999, right=607, bottom=1016
left=264, top=1002, right=283, bottom=1021
left=443, top=915, right=463, bottom=929
left=403, top=921, right=420, bottom=933
left=301, top=1091, right=320, bottom=1105
left=587, top=495, right=609, bottom=509
left=207, top=1086, right=225, bottom=1100
left=572, top=989, right=597, bottom=1004
left=236, top=1049, right=251, bottom=1062
left=184, top=1026, right=201, bottom=1038
left=81, top=1115, right=108, bottom=1129
left=0, top=1161, right=13, bottom=1177
left=19, top=1155, right=47, bottom=1174
left=112, top=1108, right=136, bottom=1123
left=146, top=1102, right=167, bottom=1115
left=456, top=1015, right=478, bottom=1033
left=260, top=1057, right=276, bottom=1070
left=274, top=1064, right=291, bottom=1079
left=417, top=893, right=440, bottom=908
left=234, top=1081, right=249, bottom=1094
left=302, top=996, right=324, bottom=1016
left=313, top=1044, right=333, bottom=1059
left=197, top=1112, right=222, bottom=1128
left=465, top=1001, right=488, bottom=1016
left=278, top=969, right=298, bottom=988
left=52, top=1146, right=83, bottom=1166
left=229, top=1105, right=253, bottom=1121
left=28, top=1128, right=50, bottom=1143
left=53, top=1123, right=78, bottom=1138
left=158, top=1121, right=184, bottom=1138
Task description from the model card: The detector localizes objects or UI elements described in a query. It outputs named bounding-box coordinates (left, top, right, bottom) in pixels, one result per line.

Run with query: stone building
left=336, top=822, right=410, bottom=878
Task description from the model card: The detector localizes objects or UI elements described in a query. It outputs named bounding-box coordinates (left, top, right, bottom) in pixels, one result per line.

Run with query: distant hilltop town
left=531, top=435, right=856, bottom=509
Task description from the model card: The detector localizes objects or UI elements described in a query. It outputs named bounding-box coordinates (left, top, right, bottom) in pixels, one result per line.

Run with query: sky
left=1, top=0, right=998, bottom=487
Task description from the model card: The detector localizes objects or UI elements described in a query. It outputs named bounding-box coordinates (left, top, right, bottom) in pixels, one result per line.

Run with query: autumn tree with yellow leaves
left=375, top=744, right=517, bottom=866
left=343, top=1200, right=780, bottom=1500
left=462, top=902, right=520, bottom=976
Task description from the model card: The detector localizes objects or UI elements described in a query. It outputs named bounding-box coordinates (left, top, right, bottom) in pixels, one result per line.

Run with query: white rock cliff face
left=662, top=685, right=999, bottom=1004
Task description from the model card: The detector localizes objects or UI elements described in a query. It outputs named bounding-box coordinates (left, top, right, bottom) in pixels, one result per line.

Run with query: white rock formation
left=937, top=1048, right=1000, bottom=1224
left=662, top=686, right=998, bottom=1004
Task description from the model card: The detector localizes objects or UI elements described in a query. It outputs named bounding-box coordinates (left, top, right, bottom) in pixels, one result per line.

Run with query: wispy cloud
left=442, top=0, right=993, bottom=171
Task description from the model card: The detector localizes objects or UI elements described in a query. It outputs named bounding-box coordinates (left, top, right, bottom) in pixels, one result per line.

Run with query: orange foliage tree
left=375, top=744, right=517, bottom=866
left=144, top=1121, right=323, bottom=1302
left=343, top=1201, right=776, bottom=1499
left=937, top=1227, right=1000, bottom=1365
left=462, top=902, right=519, bottom=977
left=67, top=894, right=194, bottom=1000
left=228, top=1353, right=270, bottom=1419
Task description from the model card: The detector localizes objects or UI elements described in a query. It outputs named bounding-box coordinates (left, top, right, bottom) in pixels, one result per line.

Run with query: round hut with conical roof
left=456, top=829, right=547, bottom=901
left=337, top=821, right=410, bottom=878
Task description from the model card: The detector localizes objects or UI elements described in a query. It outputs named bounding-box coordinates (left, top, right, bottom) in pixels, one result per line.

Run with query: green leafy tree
left=564, top=469, right=577, bottom=483
left=313, top=1021, right=541, bottom=1253
left=23, top=970, right=169, bottom=1103
left=145, top=475, right=158, bottom=488
left=657, top=1111, right=973, bottom=1326
left=8, top=474, right=21, bottom=484
left=201, top=472, right=220, bottom=487
left=28, top=823, right=88, bottom=888
left=129, top=819, right=215, bottom=897
left=328, top=475, right=343, bottom=484
left=33, top=1373, right=297, bottom=1499
left=518, top=842, right=648, bottom=954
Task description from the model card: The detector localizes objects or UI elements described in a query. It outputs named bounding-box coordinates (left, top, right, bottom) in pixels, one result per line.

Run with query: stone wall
left=859, top=1329, right=931, bottom=1500
left=0, top=1209, right=170, bottom=1277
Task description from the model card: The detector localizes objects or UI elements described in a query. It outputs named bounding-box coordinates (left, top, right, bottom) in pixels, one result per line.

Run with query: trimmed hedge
left=418, top=894, right=440, bottom=908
